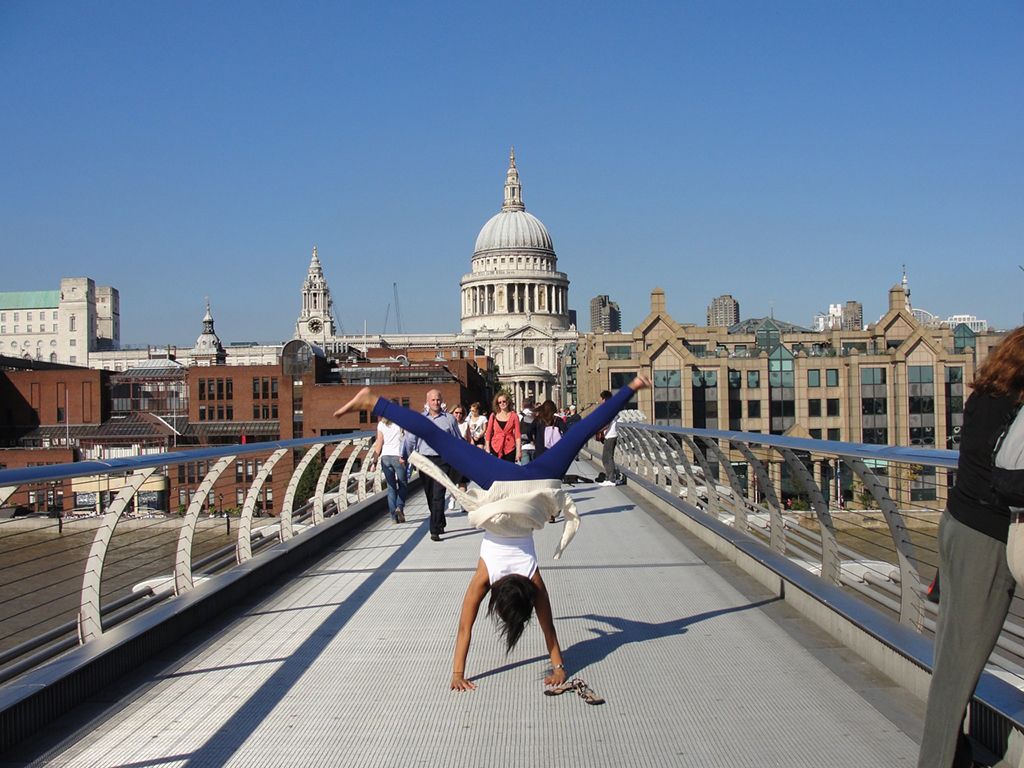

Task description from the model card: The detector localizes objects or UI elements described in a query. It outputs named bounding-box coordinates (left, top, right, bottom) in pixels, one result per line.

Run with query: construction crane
left=393, top=282, right=403, bottom=333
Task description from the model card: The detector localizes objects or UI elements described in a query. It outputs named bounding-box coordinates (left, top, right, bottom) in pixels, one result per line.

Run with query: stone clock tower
left=295, top=245, right=336, bottom=344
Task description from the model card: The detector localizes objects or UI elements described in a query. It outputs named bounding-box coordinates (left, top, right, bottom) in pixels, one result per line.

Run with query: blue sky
left=2, top=2, right=1021, bottom=345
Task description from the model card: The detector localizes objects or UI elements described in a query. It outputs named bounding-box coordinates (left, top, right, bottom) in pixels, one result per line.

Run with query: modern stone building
left=0, top=278, right=120, bottom=366
left=706, top=294, right=740, bottom=328
left=590, top=295, right=622, bottom=333
left=577, top=284, right=1004, bottom=452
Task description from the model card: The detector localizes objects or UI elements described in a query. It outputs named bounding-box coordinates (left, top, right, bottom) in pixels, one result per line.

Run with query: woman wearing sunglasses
left=484, top=393, right=520, bottom=463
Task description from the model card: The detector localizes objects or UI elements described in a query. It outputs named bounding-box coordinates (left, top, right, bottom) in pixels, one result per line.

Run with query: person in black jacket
left=918, top=326, right=1024, bottom=768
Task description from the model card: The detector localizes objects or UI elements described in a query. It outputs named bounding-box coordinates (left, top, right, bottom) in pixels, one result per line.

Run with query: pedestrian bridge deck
left=6, top=464, right=924, bottom=767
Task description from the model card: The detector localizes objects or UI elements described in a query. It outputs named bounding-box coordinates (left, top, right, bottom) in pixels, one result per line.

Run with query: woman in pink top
left=484, top=393, right=521, bottom=462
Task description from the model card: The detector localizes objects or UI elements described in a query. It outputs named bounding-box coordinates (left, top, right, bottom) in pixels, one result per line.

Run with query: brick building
left=1, top=341, right=493, bottom=517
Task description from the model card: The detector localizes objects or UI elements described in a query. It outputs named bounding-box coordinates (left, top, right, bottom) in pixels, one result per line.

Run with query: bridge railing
left=613, top=421, right=1024, bottom=683
left=0, top=432, right=384, bottom=684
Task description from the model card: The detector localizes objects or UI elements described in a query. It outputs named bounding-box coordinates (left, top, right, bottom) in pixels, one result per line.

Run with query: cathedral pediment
left=498, top=324, right=556, bottom=341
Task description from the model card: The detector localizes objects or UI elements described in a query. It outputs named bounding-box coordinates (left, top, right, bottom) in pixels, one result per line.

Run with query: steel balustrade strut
left=0, top=432, right=384, bottom=680
left=614, top=423, right=956, bottom=632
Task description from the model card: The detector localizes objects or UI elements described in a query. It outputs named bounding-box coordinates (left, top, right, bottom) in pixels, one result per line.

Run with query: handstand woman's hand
left=450, top=673, right=477, bottom=691
left=544, top=666, right=567, bottom=686
left=629, top=375, right=652, bottom=392
left=333, top=387, right=377, bottom=418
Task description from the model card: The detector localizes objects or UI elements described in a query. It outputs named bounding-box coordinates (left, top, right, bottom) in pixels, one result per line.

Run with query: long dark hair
left=536, top=400, right=558, bottom=426
left=487, top=574, right=537, bottom=653
left=974, top=327, right=1024, bottom=401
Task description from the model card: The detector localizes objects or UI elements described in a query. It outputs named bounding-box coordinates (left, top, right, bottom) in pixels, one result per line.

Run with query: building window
left=198, top=405, right=206, bottom=421
left=691, top=369, right=718, bottom=430
left=827, top=428, right=841, bottom=441
left=807, top=369, right=820, bottom=387
left=653, top=369, right=682, bottom=426
left=863, top=427, right=888, bottom=445
left=908, top=365, right=936, bottom=446
left=826, top=398, right=840, bottom=417
left=747, top=371, right=760, bottom=388
left=69, top=315, right=75, bottom=332
left=945, top=366, right=965, bottom=448
left=747, top=400, right=761, bottom=418
left=610, top=371, right=637, bottom=391
left=808, top=399, right=822, bottom=418
left=199, top=379, right=206, bottom=400
left=809, top=429, right=822, bottom=439
left=826, top=369, right=839, bottom=387
left=56, top=406, right=65, bottom=423
left=606, top=345, right=632, bottom=360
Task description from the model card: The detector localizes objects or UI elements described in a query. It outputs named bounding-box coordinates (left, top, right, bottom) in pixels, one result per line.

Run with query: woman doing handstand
left=334, top=376, right=650, bottom=691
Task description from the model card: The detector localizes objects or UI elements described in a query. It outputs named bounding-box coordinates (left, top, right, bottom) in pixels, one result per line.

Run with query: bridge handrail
left=0, top=431, right=389, bottom=682
left=611, top=422, right=1023, bottom=759
left=0, top=433, right=375, bottom=487
left=622, top=422, right=959, bottom=469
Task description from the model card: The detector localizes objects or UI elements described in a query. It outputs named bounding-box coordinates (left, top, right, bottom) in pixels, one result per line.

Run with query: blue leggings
left=375, top=386, right=635, bottom=490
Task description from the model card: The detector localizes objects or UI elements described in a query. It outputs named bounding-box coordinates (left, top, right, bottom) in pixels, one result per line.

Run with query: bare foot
left=333, top=387, right=377, bottom=418
left=630, top=376, right=652, bottom=392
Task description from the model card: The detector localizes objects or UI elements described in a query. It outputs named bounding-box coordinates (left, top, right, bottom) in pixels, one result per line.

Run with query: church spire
left=308, top=245, right=323, bottom=277
left=502, top=146, right=525, bottom=212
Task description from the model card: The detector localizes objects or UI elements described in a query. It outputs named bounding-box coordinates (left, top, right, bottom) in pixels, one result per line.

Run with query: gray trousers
left=601, top=436, right=617, bottom=481
left=918, top=511, right=1016, bottom=768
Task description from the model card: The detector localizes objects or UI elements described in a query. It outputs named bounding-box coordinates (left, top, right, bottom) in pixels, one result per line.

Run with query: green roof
left=0, top=290, right=61, bottom=310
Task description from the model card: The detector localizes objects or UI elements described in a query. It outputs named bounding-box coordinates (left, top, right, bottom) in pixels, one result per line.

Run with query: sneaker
left=599, top=480, right=616, bottom=487
left=430, top=534, right=442, bottom=541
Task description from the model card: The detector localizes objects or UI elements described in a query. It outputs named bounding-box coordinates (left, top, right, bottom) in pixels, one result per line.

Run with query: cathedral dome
left=474, top=209, right=553, bottom=254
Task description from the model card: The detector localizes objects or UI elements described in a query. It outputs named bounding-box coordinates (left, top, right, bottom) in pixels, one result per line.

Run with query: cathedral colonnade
left=461, top=282, right=568, bottom=320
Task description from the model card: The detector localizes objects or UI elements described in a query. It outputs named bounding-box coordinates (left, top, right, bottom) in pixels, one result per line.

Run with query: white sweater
left=408, top=452, right=580, bottom=559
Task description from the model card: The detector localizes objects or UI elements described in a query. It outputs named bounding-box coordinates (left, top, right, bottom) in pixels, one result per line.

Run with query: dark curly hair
left=487, top=574, right=538, bottom=653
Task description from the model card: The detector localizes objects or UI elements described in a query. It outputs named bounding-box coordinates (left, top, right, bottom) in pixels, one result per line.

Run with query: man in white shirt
left=598, top=389, right=623, bottom=486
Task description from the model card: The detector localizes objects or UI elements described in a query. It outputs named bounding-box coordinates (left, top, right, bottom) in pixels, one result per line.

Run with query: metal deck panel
left=8, top=465, right=920, bottom=767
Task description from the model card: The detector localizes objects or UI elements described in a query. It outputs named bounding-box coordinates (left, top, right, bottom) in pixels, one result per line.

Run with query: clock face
left=307, top=318, right=323, bottom=334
